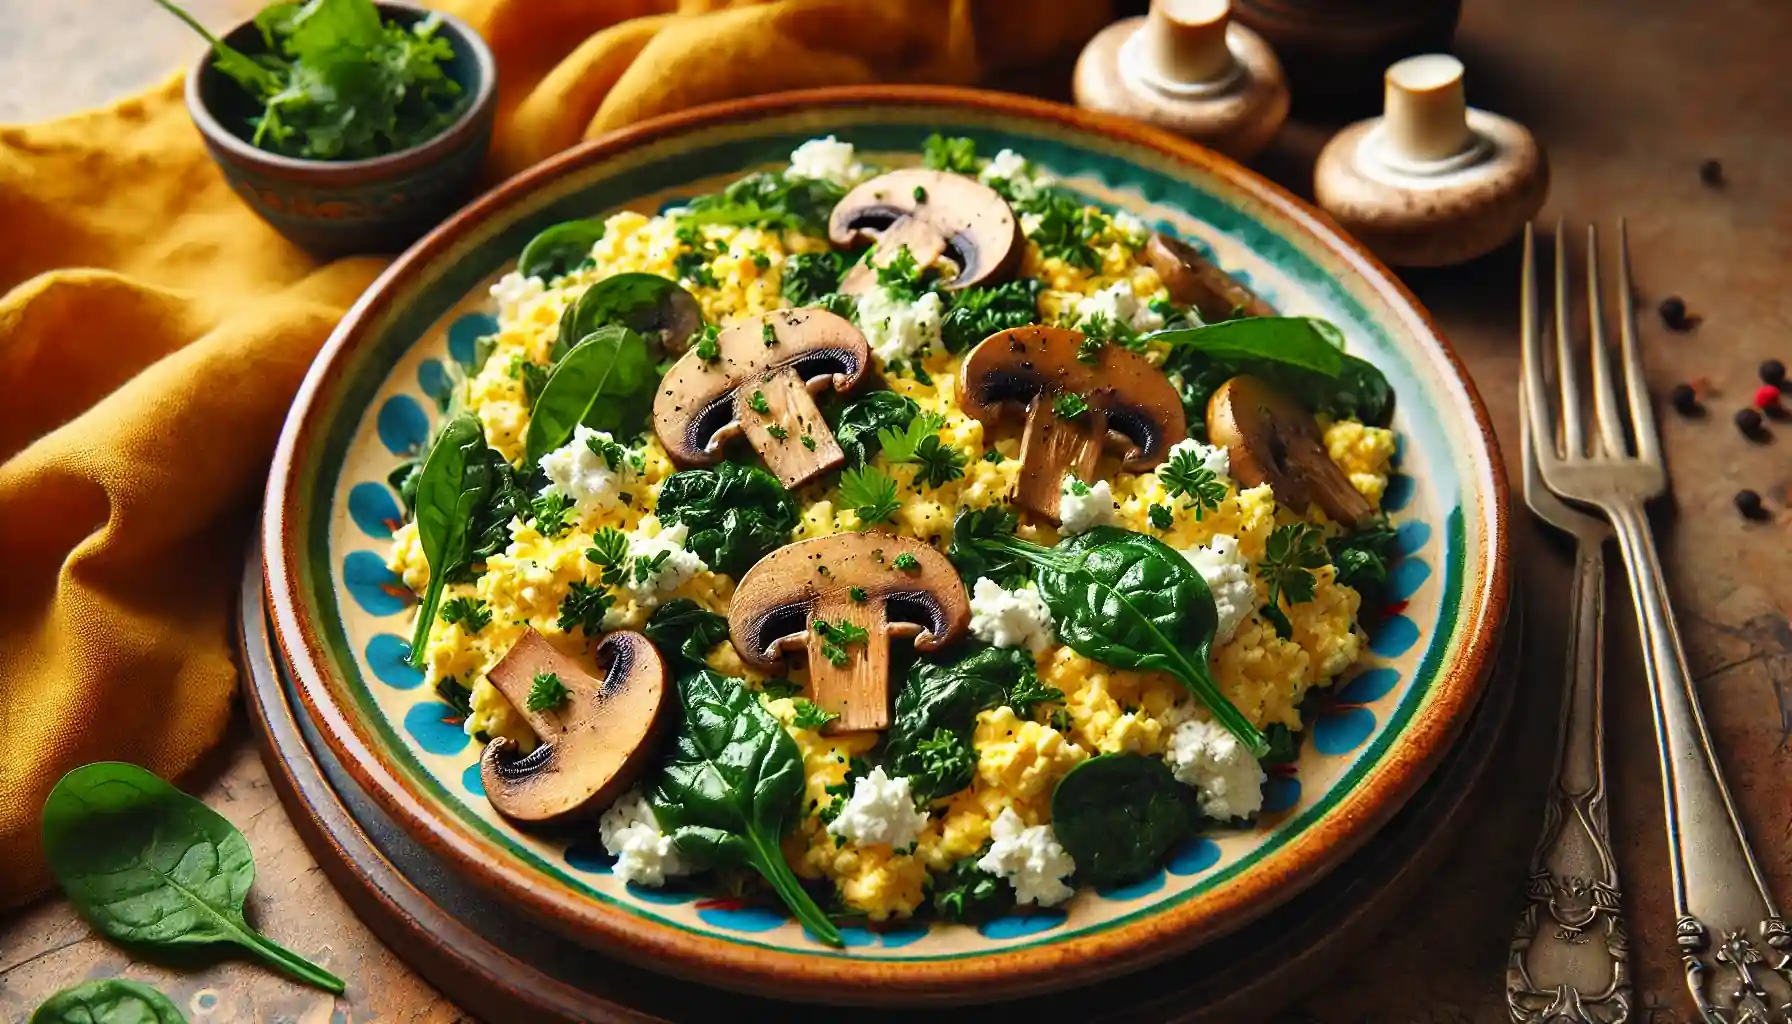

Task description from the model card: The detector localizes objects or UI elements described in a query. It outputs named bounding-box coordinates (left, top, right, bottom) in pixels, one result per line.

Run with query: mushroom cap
left=1144, top=232, right=1277, bottom=322
left=957, top=324, right=1188, bottom=469
left=828, top=169, right=1022, bottom=291
left=651, top=307, right=870, bottom=467
left=479, top=630, right=671, bottom=827
left=1206, top=375, right=1375, bottom=527
left=726, top=534, right=970, bottom=670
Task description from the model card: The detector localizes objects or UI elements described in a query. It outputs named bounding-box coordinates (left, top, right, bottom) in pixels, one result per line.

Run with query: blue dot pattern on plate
left=347, top=482, right=402, bottom=540
left=979, top=910, right=1068, bottom=939
left=460, top=762, right=484, bottom=797
left=402, top=701, right=470, bottom=755
left=343, top=551, right=409, bottom=616
left=878, top=923, right=928, bottom=948
left=1262, top=774, right=1301, bottom=814
left=1314, top=707, right=1377, bottom=756
left=1388, top=557, right=1431, bottom=602
left=1396, top=520, right=1432, bottom=556
left=834, top=926, right=879, bottom=949
left=699, top=905, right=786, bottom=931
left=629, top=883, right=699, bottom=905
left=375, top=394, right=429, bottom=456
left=1382, top=474, right=1415, bottom=512
left=565, top=840, right=615, bottom=874
left=1338, top=667, right=1399, bottom=704
left=417, top=358, right=452, bottom=400
left=1369, top=614, right=1420, bottom=658
left=365, top=634, right=422, bottom=690
left=1166, top=836, right=1221, bottom=876
left=446, top=313, right=498, bottom=368
left=1097, top=869, right=1165, bottom=901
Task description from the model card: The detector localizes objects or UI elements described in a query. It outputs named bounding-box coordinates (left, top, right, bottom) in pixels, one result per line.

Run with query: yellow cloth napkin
left=0, top=0, right=1110, bottom=908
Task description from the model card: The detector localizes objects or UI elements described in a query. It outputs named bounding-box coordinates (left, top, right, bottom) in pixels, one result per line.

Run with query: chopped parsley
left=791, top=699, right=840, bottom=731
left=746, top=390, right=771, bottom=414
left=892, top=552, right=921, bottom=573
left=693, top=323, right=720, bottom=361
left=922, top=133, right=978, bottom=173
left=982, top=449, right=1004, bottom=463
left=1006, top=673, right=1064, bottom=717
left=439, top=596, right=492, bottom=634
left=1019, top=188, right=1101, bottom=269
left=585, top=527, right=631, bottom=586
left=557, top=581, right=612, bottom=636
left=525, top=671, right=570, bottom=712
left=631, top=549, right=672, bottom=586
left=1078, top=309, right=1144, bottom=352
left=1076, top=335, right=1104, bottom=364
left=585, top=433, right=628, bottom=470
left=1053, top=392, right=1090, bottom=420
left=875, top=413, right=964, bottom=487
left=1159, top=448, right=1227, bottom=519
left=751, top=252, right=771, bottom=270
left=801, top=434, right=817, bottom=451
left=779, top=251, right=848, bottom=306
left=762, top=322, right=778, bottom=347
left=529, top=490, right=575, bottom=537
left=875, top=245, right=932, bottom=301
left=814, top=618, right=870, bottom=667
left=1147, top=503, right=1174, bottom=530
left=938, top=278, right=1042, bottom=352
left=913, top=185, right=928, bottom=202
left=839, top=466, right=901, bottom=527
left=1258, top=523, right=1329, bottom=638
left=766, top=424, right=789, bottom=440
left=849, top=586, right=868, bottom=603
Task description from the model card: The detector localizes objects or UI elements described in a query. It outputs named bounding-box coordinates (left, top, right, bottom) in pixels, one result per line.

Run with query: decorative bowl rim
left=182, top=0, right=498, bottom=181
left=262, top=84, right=1511, bottom=1003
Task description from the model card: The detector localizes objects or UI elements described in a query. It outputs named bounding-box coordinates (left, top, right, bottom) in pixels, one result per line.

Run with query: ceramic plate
left=264, top=86, right=1510, bottom=1004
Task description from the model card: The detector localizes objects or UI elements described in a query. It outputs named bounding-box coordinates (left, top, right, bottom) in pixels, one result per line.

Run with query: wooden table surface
left=3, top=2, right=1790, bottom=1021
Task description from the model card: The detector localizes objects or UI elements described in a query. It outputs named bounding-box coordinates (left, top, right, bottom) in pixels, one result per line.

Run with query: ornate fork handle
left=1508, top=540, right=1632, bottom=1023
left=1607, top=502, right=1792, bottom=1022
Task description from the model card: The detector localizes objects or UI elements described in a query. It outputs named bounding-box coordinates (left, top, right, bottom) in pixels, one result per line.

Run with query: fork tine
left=1584, top=224, right=1629, bottom=456
left=1553, top=221, right=1586, bottom=459
left=1521, top=224, right=1558, bottom=462
left=1617, top=219, right=1662, bottom=464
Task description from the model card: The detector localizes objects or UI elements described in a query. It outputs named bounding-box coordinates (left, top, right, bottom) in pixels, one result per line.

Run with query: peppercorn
left=1669, top=382, right=1701, bottom=415
left=1659, top=296, right=1691, bottom=331
left=1699, top=159, right=1725, bottom=187
left=1735, top=489, right=1767, bottom=520
left=1755, top=385, right=1783, bottom=411
left=1736, top=407, right=1766, bottom=438
left=1762, top=359, right=1787, bottom=387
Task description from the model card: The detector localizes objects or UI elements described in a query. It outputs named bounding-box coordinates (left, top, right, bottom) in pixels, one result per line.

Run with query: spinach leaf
left=40, top=763, right=344, bottom=993
left=780, top=251, right=849, bottom=307
left=409, top=413, right=489, bottom=666
left=653, top=463, right=798, bottom=578
left=678, top=172, right=846, bottom=235
left=644, top=598, right=730, bottom=676
left=551, top=273, right=698, bottom=363
left=930, top=850, right=1014, bottom=923
left=833, top=391, right=921, bottom=466
left=649, top=671, right=844, bottom=946
left=463, top=445, right=527, bottom=569
left=1157, top=317, right=1395, bottom=430
left=1261, top=723, right=1301, bottom=766
left=1327, top=516, right=1401, bottom=599
left=523, top=325, right=655, bottom=464
left=954, top=516, right=1266, bottom=754
left=946, top=504, right=1031, bottom=588
left=31, top=979, right=186, bottom=1024
left=1050, top=754, right=1191, bottom=886
left=887, top=645, right=1022, bottom=800
left=519, top=218, right=604, bottom=281
left=387, top=457, right=422, bottom=516
left=939, top=278, right=1042, bottom=352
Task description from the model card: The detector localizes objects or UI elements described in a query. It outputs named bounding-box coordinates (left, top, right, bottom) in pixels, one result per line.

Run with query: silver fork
left=1522, top=220, right=1792, bottom=1022
left=1506, top=377, right=1631, bottom=1022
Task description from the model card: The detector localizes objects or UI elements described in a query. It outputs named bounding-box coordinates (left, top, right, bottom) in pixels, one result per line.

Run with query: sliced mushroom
left=1145, top=233, right=1277, bottom=323
left=957, top=325, right=1188, bottom=523
left=1207, top=375, right=1375, bottom=528
left=479, top=629, right=670, bottom=827
left=829, top=169, right=1022, bottom=295
left=652, top=308, right=869, bottom=489
left=728, top=534, right=970, bottom=734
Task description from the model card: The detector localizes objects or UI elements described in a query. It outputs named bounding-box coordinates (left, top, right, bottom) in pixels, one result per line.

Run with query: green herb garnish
left=527, top=671, right=571, bottom=712
left=892, top=552, right=921, bottom=573
left=1053, top=392, right=1090, bottom=420
left=922, top=133, right=979, bottom=172
left=1257, top=522, right=1328, bottom=638
left=586, top=527, right=631, bottom=586
left=791, top=699, right=841, bottom=731
left=747, top=390, right=771, bottom=414
left=557, top=581, right=613, bottom=637
left=439, top=596, right=492, bottom=634
left=1160, top=447, right=1227, bottom=519
left=839, top=466, right=901, bottom=527
left=815, top=618, right=870, bottom=667
left=693, top=323, right=721, bottom=362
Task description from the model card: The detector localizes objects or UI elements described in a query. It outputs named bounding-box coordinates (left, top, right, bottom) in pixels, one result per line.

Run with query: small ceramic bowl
left=185, top=2, right=497, bottom=257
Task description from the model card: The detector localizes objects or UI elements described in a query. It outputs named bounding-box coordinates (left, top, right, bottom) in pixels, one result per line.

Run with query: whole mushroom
left=479, top=629, right=671, bottom=827
left=957, top=325, right=1188, bottom=523
left=828, top=169, right=1022, bottom=295
left=728, top=534, right=970, bottom=734
left=652, top=307, right=870, bottom=489
left=1207, top=375, right=1375, bottom=527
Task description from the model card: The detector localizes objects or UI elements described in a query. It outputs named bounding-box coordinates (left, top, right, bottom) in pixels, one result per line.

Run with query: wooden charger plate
left=240, top=549, right=1522, bottom=1022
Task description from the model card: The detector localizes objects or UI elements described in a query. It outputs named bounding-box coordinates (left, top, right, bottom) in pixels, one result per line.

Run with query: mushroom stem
left=734, top=365, right=844, bottom=488
left=838, top=218, right=951, bottom=296
left=803, top=593, right=893, bottom=734
left=1015, top=398, right=1106, bottom=523
left=1146, top=232, right=1277, bottom=323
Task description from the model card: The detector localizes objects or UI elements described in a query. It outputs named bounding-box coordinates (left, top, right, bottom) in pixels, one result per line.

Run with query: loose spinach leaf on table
left=31, top=978, right=187, bottom=1024
left=886, top=645, right=1027, bottom=802
left=677, top=172, right=846, bottom=235
left=1050, top=754, right=1192, bottom=886
left=1154, top=317, right=1396, bottom=432
left=523, top=325, right=655, bottom=463
left=653, top=463, right=798, bottom=578
left=648, top=671, right=844, bottom=947
left=833, top=391, right=921, bottom=466
left=408, top=413, right=489, bottom=666
left=518, top=218, right=605, bottom=282
left=951, top=514, right=1266, bottom=755
left=930, top=849, right=1015, bottom=924
left=40, top=763, right=344, bottom=994
left=644, top=598, right=731, bottom=675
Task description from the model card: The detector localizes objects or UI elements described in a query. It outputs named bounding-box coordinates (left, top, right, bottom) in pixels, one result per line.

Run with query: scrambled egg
left=388, top=197, right=1397, bottom=922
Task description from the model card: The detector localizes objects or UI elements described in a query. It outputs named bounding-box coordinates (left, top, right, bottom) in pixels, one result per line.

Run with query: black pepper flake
left=1669, top=382, right=1701, bottom=416
left=1699, top=159, right=1725, bottom=187
left=1735, top=489, right=1767, bottom=520
left=1761, top=359, right=1787, bottom=387
left=1735, top=407, right=1766, bottom=439
left=1659, top=296, right=1693, bottom=332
